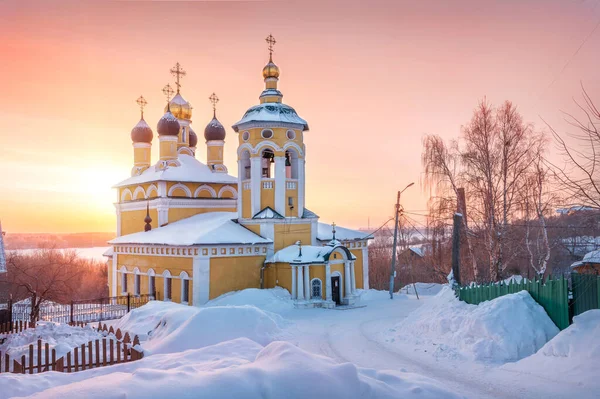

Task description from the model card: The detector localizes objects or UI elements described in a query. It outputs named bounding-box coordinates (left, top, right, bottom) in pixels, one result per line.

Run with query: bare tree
left=547, top=86, right=600, bottom=209
left=5, top=249, right=84, bottom=321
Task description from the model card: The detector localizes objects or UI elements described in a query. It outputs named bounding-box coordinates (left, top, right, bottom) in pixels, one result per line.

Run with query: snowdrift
left=114, top=300, right=286, bottom=355
left=3, top=338, right=463, bottom=399
left=206, top=287, right=294, bottom=314
left=0, top=322, right=107, bottom=361
left=504, top=309, right=600, bottom=389
left=389, top=287, right=559, bottom=363
left=400, top=283, right=445, bottom=296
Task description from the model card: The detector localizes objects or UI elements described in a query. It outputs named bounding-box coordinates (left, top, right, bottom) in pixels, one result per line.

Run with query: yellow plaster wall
left=261, top=186, right=275, bottom=210
left=238, top=127, right=304, bottom=154
left=273, top=223, right=312, bottom=252
left=160, top=140, right=177, bottom=160
left=115, top=254, right=193, bottom=304
left=242, top=192, right=252, bottom=218
left=119, top=183, right=159, bottom=202
left=350, top=248, right=365, bottom=289
left=284, top=191, right=298, bottom=217
left=121, top=209, right=158, bottom=236
left=165, top=182, right=237, bottom=199
left=209, top=256, right=265, bottom=299
left=244, top=224, right=261, bottom=236
left=309, top=264, right=327, bottom=299
left=207, top=145, right=224, bottom=165
left=133, top=147, right=151, bottom=166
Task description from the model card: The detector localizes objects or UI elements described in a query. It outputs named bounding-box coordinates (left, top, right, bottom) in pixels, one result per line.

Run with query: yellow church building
left=107, top=36, right=371, bottom=308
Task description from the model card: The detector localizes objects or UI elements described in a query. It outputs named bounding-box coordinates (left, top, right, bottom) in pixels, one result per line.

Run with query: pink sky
left=0, top=0, right=599, bottom=233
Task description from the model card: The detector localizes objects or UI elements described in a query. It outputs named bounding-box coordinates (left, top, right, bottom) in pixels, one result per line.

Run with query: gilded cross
left=332, top=222, right=337, bottom=241
left=209, top=92, right=219, bottom=115
left=265, top=34, right=276, bottom=60
left=170, top=62, right=186, bottom=93
left=136, top=95, right=147, bottom=118
left=162, top=84, right=175, bottom=103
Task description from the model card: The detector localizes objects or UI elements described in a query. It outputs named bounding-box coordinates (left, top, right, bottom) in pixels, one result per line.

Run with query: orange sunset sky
left=1, top=0, right=599, bottom=234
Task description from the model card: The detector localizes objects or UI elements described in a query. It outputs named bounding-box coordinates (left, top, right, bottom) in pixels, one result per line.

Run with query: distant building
left=571, top=250, right=600, bottom=274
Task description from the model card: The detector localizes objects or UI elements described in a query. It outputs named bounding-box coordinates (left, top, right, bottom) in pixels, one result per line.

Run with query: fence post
left=127, top=293, right=131, bottom=313
left=70, top=301, right=74, bottom=325
left=8, top=295, right=13, bottom=333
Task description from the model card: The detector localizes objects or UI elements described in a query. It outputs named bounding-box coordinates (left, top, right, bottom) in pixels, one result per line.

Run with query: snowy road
left=284, top=294, right=590, bottom=399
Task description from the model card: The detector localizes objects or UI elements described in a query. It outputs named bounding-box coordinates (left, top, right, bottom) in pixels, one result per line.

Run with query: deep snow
left=0, top=286, right=597, bottom=399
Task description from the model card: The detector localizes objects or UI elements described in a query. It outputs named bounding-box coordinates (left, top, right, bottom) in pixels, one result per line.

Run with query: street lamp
left=389, top=182, right=414, bottom=299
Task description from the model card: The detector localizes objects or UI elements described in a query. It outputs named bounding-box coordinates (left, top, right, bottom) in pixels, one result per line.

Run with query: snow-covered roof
left=267, top=242, right=355, bottom=265
left=253, top=207, right=284, bottom=219
left=0, top=221, right=6, bottom=273
left=232, top=103, right=309, bottom=132
left=110, top=212, right=271, bottom=246
left=114, top=154, right=237, bottom=188
left=316, top=223, right=371, bottom=242
left=102, top=247, right=114, bottom=258
left=571, top=249, right=600, bottom=268
left=409, top=246, right=424, bottom=257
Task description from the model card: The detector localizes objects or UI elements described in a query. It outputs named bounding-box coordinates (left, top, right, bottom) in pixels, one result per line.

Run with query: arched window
left=261, top=148, right=275, bottom=178
left=180, top=271, right=190, bottom=304
left=133, top=268, right=141, bottom=296
left=182, top=127, right=187, bottom=143
left=311, top=278, right=322, bottom=299
left=121, top=272, right=128, bottom=294
left=285, top=149, right=299, bottom=179
left=148, top=269, right=156, bottom=297
left=163, top=271, right=172, bottom=301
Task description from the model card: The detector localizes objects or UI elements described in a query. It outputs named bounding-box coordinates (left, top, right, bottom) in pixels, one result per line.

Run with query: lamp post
left=389, top=182, right=414, bottom=299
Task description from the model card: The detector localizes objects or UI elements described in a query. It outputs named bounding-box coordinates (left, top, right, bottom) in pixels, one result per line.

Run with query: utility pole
left=389, top=182, right=414, bottom=299
left=451, top=212, right=462, bottom=287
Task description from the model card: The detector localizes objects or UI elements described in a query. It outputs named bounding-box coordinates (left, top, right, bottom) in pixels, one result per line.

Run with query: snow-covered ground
left=0, top=286, right=598, bottom=399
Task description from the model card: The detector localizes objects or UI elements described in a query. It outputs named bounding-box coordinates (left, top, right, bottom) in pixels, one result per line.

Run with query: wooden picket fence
left=0, top=328, right=143, bottom=374
left=0, top=321, right=35, bottom=335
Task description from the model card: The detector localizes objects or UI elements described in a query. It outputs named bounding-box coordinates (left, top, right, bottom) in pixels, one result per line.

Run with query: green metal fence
left=571, top=274, right=600, bottom=318
left=457, top=276, right=570, bottom=330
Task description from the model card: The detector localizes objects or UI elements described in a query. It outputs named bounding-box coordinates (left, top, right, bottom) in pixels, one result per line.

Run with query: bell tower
left=232, top=35, right=309, bottom=220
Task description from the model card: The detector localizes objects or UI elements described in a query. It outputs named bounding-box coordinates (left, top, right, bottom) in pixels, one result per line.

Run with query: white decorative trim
left=332, top=270, right=343, bottom=298
left=283, top=141, right=304, bottom=157
left=193, top=257, right=210, bottom=305
left=237, top=161, right=243, bottom=218
left=121, top=188, right=133, bottom=202
left=237, top=143, right=254, bottom=157
left=218, top=185, right=238, bottom=199
left=132, top=186, right=146, bottom=200
left=325, top=264, right=332, bottom=301
left=146, top=184, right=158, bottom=198
left=297, top=266, right=304, bottom=301
left=303, top=265, right=310, bottom=300
left=253, top=140, right=282, bottom=155
left=261, top=129, right=274, bottom=139
left=291, top=264, right=297, bottom=299
left=178, top=147, right=194, bottom=156
left=194, top=185, right=217, bottom=198
left=206, top=140, right=224, bottom=147
left=163, top=270, right=172, bottom=301
left=158, top=181, right=167, bottom=197
left=147, top=268, right=155, bottom=276
left=311, top=219, right=318, bottom=246
left=168, top=183, right=192, bottom=197
left=179, top=271, right=191, bottom=304
left=298, top=158, right=305, bottom=217
left=133, top=142, right=151, bottom=149
left=120, top=266, right=128, bottom=273
left=159, top=135, right=178, bottom=142
left=111, top=253, right=117, bottom=297
left=251, top=157, right=262, bottom=216
left=117, top=197, right=236, bottom=212
left=362, top=247, right=369, bottom=290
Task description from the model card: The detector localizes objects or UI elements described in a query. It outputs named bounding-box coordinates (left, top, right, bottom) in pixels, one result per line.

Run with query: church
left=107, top=36, right=371, bottom=308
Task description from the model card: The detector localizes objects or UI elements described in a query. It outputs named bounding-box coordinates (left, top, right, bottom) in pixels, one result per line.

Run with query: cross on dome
left=265, top=34, right=276, bottom=61
left=209, top=92, right=219, bottom=116
left=136, top=95, right=147, bottom=118
left=332, top=222, right=337, bottom=241
left=162, top=84, right=175, bottom=104
left=170, top=62, right=186, bottom=94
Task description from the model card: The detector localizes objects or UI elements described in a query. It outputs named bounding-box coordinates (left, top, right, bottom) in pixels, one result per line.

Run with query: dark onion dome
left=157, top=110, right=180, bottom=136
left=189, top=127, right=198, bottom=147
left=131, top=118, right=153, bottom=143
left=204, top=116, right=226, bottom=141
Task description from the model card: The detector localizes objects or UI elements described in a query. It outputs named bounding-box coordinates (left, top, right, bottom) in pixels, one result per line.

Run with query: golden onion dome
left=165, top=93, right=192, bottom=120
left=262, top=61, right=280, bottom=79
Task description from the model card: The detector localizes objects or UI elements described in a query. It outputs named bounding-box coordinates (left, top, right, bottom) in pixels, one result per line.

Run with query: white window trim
left=180, top=271, right=190, bottom=304
left=310, top=278, right=323, bottom=300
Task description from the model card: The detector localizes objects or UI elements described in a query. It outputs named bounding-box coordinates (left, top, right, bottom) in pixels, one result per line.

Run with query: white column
left=192, top=256, right=210, bottom=306
left=325, top=263, right=332, bottom=301
left=158, top=181, right=167, bottom=197
left=350, top=261, right=357, bottom=294
left=111, top=254, right=118, bottom=297
left=237, top=160, right=243, bottom=218
left=251, top=156, right=262, bottom=216
left=297, top=266, right=305, bottom=301
left=362, top=247, right=370, bottom=290
left=297, top=158, right=305, bottom=217
left=274, top=156, right=286, bottom=215
left=291, top=265, right=297, bottom=299
left=115, top=204, right=122, bottom=237
left=344, top=262, right=352, bottom=299
left=304, top=265, right=310, bottom=299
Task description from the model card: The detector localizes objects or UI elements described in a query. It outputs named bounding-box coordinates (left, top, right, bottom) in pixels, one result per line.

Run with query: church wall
left=167, top=207, right=236, bottom=224
left=273, top=223, right=312, bottom=252
left=350, top=248, right=364, bottom=289
left=165, top=182, right=237, bottom=199
left=244, top=224, right=261, bottom=236
left=240, top=127, right=303, bottom=152
left=115, top=254, right=194, bottom=305
left=330, top=263, right=346, bottom=298
left=121, top=209, right=158, bottom=236
left=209, top=256, right=264, bottom=299
left=284, top=188, right=298, bottom=218
left=260, top=186, right=275, bottom=210
left=242, top=190, right=252, bottom=218
left=309, top=265, right=327, bottom=299
left=275, top=263, right=293, bottom=293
